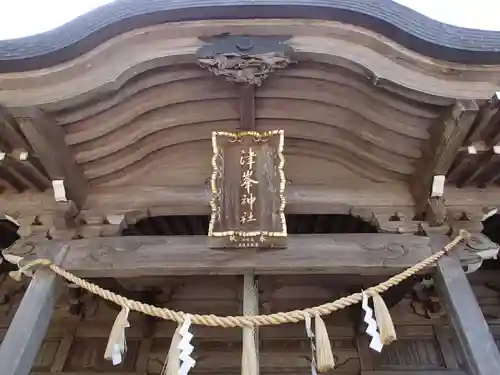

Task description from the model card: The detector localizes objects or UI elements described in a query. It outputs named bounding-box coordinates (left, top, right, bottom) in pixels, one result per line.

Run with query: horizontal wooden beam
left=1, top=184, right=500, bottom=219
left=86, top=185, right=415, bottom=216
left=0, top=184, right=415, bottom=217
left=5, top=234, right=433, bottom=277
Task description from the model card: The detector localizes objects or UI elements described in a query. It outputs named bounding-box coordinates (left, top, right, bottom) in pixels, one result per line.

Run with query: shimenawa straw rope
left=7, top=230, right=468, bottom=328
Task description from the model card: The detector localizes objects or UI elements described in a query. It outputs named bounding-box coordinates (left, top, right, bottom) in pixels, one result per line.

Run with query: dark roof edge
left=2, top=0, right=500, bottom=72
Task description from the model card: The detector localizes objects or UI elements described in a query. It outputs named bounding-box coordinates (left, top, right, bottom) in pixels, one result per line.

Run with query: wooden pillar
left=242, top=273, right=259, bottom=375
left=430, top=234, right=500, bottom=375
left=0, top=243, right=68, bottom=375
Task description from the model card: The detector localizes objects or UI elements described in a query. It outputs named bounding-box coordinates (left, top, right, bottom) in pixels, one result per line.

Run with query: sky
left=0, top=0, right=498, bottom=40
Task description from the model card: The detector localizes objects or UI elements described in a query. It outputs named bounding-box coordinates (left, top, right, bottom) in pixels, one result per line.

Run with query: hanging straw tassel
left=372, top=293, right=397, bottom=345
left=104, top=306, right=130, bottom=365
left=314, top=314, right=335, bottom=372
left=161, top=325, right=182, bottom=375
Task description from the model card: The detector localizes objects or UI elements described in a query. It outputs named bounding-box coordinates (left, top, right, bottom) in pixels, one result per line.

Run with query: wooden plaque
left=208, top=130, right=287, bottom=248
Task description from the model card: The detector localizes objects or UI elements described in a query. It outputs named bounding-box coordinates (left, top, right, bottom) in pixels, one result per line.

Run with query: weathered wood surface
left=85, top=185, right=415, bottom=216
left=0, top=184, right=414, bottom=216
left=431, top=234, right=500, bottom=375
left=0, top=243, right=68, bottom=375
left=4, top=234, right=433, bottom=277
left=2, top=183, right=498, bottom=218
left=239, top=85, right=255, bottom=130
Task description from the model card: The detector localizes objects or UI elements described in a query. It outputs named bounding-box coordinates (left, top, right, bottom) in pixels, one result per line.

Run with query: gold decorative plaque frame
left=208, top=130, right=287, bottom=248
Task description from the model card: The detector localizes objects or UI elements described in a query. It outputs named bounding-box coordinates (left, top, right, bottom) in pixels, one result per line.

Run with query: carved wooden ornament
left=196, top=35, right=293, bottom=86
left=208, top=130, right=287, bottom=249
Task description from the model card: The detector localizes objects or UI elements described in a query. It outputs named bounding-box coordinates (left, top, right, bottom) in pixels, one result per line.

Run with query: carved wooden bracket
left=422, top=220, right=499, bottom=274
left=447, top=209, right=485, bottom=235
left=425, top=196, right=447, bottom=227
left=49, top=201, right=80, bottom=240
left=352, top=208, right=421, bottom=234
left=196, top=35, right=294, bottom=85
left=457, top=233, right=500, bottom=273
left=76, top=211, right=128, bottom=238
left=411, top=278, right=445, bottom=319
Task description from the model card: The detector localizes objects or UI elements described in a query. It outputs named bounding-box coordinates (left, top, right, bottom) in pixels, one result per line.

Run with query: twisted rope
left=12, top=230, right=467, bottom=328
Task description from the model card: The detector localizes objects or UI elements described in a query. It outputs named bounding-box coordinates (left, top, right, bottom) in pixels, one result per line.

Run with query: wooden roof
left=3, top=0, right=500, bottom=70
left=0, top=0, right=500, bottom=234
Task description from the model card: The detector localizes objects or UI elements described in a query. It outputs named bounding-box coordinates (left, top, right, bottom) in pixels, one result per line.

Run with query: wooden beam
left=239, top=85, right=255, bottom=130
left=430, top=234, right=500, bottom=375
left=0, top=184, right=416, bottom=217
left=0, top=243, right=68, bottom=375
left=411, top=100, right=479, bottom=215
left=3, top=184, right=500, bottom=220
left=84, top=184, right=415, bottom=216
left=11, top=107, right=88, bottom=208
left=4, top=233, right=433, bottom=277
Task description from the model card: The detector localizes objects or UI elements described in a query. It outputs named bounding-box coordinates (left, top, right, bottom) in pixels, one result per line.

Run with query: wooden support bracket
left=411, top=100, right=479, bottom=217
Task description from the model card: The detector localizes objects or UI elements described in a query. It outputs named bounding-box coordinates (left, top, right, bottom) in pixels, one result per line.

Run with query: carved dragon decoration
left=196, top=35, right=294, bottom=86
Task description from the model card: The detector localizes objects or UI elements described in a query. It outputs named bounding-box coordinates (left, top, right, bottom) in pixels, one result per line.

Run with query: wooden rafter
left=447, top=93, right=500, bottom=187
left=448, top=144, right=482, bottom=186
left=466, top=92, right=500, bottom=144
left=10, top=107, right=88, bottom=208
left=463, top=146, right=500, bottom=187
left=411, top=99, right=479, bottom=217
left=0, top=106, right=30, bottom=152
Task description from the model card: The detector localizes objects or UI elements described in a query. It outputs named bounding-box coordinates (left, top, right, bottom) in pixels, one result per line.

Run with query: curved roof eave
left=1, top=0, right=500, bottom=72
